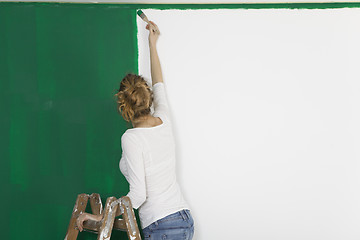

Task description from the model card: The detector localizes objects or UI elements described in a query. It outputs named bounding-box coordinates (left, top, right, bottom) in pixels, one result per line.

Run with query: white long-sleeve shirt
left=119, top=82, right=189, bottom=229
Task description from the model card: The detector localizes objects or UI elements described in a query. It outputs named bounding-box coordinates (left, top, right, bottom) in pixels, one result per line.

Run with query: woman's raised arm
left=146, top=21, right=163, bottom=86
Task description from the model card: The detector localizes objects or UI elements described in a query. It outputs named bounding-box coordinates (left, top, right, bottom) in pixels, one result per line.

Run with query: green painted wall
left=1, top=2, right=359, bottom=239
left=0, top=2, right=138, bottom=239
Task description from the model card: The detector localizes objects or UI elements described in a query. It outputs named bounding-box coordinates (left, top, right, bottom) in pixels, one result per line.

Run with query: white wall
left=138, top=9, right=360, bottom=240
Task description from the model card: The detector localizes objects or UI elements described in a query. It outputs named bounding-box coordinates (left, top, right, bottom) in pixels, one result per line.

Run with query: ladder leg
left=65, top=193, right=89, bottom=240
left=97, top=197, right=118, bottom=240
left=121, top=196, right=142, bottom=240
left=113, top=218, right=127, bottom=231
left=90, top=193, right=103, bottom=215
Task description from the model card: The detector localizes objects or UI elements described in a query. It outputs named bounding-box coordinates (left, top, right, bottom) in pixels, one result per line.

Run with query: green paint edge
left=1, top=2, right=360, bottom=9
left=134, top=9, right=139, bottom=75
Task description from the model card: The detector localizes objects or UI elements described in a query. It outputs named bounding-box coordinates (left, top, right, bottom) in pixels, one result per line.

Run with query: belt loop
left=184, top=209, right=191, bottom=219
left=180, top=210, right=187, bottom=220
left=154, top=221, right=158, bottom=226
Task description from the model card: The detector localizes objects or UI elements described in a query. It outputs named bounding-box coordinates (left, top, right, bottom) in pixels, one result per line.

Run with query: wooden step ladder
left=65, top=193, right=141, bottom=240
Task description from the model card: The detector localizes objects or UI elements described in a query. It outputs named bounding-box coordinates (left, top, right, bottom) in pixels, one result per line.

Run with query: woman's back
left=119, top=82, right=189, bottom=229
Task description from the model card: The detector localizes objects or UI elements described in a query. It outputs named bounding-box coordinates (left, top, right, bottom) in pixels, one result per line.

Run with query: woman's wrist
left=149, top=42, right=157, bottom=49
left=94, top=214, right=103, bottom=221
left=85, top=213, right=103, bottom=222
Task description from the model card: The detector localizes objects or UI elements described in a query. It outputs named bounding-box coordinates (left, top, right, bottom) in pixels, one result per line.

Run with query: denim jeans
left=142, top=209, right=194, bottom=240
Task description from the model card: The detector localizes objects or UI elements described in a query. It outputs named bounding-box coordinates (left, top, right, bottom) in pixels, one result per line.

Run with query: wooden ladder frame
left=65, top=193, right=141, bottom=240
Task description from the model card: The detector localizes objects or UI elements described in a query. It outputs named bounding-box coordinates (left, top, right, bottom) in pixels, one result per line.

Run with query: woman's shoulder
left=121, top=130, right=140, bottom=143
left=121, top=131, right=147, bottom=154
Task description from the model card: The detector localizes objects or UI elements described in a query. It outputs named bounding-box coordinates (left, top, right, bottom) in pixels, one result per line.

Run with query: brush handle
left=141, top=14, right=150, bottom=23
left=137, top=10, right=149, bottom=23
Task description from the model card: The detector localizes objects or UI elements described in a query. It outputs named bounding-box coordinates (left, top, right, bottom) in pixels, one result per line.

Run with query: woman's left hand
left=146, top=20, right=160, bottom=46
left=76, top=213, right=90, bottom=232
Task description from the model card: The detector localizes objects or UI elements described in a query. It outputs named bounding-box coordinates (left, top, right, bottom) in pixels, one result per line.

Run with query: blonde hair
left=114, top=73, right=153, bottom=122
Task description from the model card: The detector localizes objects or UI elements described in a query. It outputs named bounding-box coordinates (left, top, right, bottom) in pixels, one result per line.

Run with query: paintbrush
left=137, top=10, right=160, bottom=34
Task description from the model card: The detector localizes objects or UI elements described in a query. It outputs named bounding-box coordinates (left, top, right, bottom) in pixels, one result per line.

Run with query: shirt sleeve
left=152, top=82, right=170, bottom=123
left=121, top=132, right=146, bottom=209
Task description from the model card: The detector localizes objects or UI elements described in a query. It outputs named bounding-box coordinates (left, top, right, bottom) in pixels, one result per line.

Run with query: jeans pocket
left=150, top=228, right=187, bottom=240
left=159, top=216, right=183, bottom=224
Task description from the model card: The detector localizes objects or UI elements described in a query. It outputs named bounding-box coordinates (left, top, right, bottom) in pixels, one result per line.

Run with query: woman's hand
left=76, top=212, right=104, bottom=232
left=146, top=21, right=160, bottom=47
left=76, top=213, right=90, bottom=232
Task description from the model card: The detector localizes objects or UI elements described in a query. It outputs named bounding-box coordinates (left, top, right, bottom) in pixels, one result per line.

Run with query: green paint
left=1, top=2, right=137, bottom=239
left=1, top=1, right=360, bottom=240
left=9, top=100, right=30, bottom=190
left=137, top=9, right=144, bottom=16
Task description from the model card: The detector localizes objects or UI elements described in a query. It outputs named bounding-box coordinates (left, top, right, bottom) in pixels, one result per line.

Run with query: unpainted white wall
left=138, top=9, right=360, bottom=240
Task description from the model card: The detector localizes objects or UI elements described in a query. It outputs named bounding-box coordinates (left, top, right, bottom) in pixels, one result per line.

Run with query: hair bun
left=114, top=74, right=153, bottom=122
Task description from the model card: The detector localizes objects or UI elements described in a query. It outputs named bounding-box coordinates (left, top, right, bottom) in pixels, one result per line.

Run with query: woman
left=77, top=21, right=194, bottom=240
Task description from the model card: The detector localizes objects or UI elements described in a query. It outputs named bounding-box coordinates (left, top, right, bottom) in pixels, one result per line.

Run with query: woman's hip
left=142, top=209, right=194, bottom=240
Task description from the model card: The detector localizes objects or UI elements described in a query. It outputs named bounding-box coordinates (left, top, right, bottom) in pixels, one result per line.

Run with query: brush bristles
left=137, top=10, right=145, bottom=18
left=140, top=13, right=146, bottom=19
